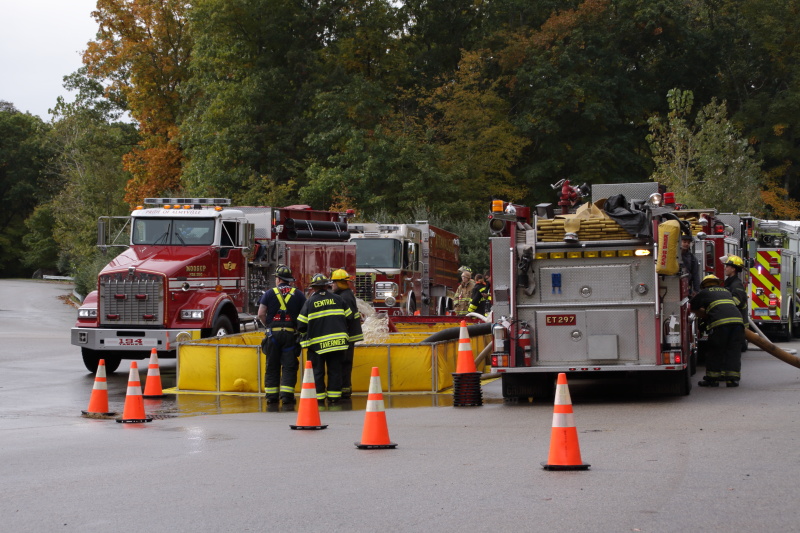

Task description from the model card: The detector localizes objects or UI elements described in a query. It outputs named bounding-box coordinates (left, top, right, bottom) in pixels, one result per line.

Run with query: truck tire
left=406, top=293, right=417, bottom=315
left=436, top=296, right=452, bottom=315
left=641, top=369, right=691, bottom=396
left=81, top=348, right=121, bottom=373
left=204, top=315, right=234, bottom=339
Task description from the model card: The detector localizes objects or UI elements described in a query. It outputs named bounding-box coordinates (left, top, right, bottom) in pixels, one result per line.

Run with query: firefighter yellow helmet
left=309, top=273, right=331, bottom=287
left=701, top=274, right=720, bottom=288
left=331, top=268, right=351, bottom=282
left=724, top=255, right=744, bottom=271
left=274, top=264, right=294, bottom=282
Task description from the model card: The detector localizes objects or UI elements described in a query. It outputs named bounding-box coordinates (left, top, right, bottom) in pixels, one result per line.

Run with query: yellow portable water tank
left=656, top=219, right=681, bottom=275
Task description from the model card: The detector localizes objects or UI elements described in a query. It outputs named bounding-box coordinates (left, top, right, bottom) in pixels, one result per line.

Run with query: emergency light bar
left=144, top=198, right=231, bottom=206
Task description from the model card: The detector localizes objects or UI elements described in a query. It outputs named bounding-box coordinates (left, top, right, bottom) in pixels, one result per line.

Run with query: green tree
left=647, top=89, right=765, bottom=214
left=21, top=204, right=59, bottom=274
left=495, top=0, right=713, bottom=205
left=181, top=0, right=329, bottom=202
left=421, top=49, right=530, bottom=209
left=45, top=70, right=138, bottom=287
left=0, top=102, right=52, bottom=277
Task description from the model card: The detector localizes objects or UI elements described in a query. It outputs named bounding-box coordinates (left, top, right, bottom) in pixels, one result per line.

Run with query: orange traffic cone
left=142, top=348, right=165, bottom=398
left=290, top=361, right=327, bottom=430
left=541, top=373, right=589, bottom=470
left=356, top=367, right=397, bottom=449
left=116, top=361, right=153, bottom=424
left=455, top=320, right=477, bottom=373
left=81, top=359, right=116, bottom=418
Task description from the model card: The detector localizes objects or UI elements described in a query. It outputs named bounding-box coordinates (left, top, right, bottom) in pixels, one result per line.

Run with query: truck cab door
left=219, top=220, right=247, bottom=308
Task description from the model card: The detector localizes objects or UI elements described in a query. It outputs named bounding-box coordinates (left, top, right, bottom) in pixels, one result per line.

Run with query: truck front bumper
left=71, top=327, right=202, bottom=352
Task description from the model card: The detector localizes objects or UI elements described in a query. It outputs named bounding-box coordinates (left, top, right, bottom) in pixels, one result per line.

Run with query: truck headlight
left=375, top=281, right=398, bottom=299
left=78, top=308, right=97, bottom=318
left=385, top=295, right=397, bottom=307
left=181, top=309, right=205, bottom=320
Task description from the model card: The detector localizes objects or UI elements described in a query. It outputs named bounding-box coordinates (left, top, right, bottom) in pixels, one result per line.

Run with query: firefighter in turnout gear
left=297, top=273, right=355, bottom=404
left=331, top=268, right=363, bottom=399
left=467, top=274, right=490, bottom=315
left=453, top=269, right=476, bottom=315
left=690, top=274, right=745, bottom=387
left=723, top=255, right=748, bottom=324
left=257, top=265, right=307, bottom=404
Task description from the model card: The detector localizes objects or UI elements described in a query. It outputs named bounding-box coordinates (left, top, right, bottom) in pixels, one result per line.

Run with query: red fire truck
left=487, top=183, right=698, bottom=400
left=348, top=221, right=460, bottom=316
left=71, top=198, right=355, bottom=372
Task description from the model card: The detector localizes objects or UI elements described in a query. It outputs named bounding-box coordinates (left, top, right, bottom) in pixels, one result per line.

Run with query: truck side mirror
left=242, top=223, right=255, bottom=257
left=97, top=218, right=107, bottom=254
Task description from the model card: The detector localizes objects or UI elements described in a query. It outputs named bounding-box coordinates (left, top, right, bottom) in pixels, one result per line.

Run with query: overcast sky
left=0, top=0, right=98, bottom=120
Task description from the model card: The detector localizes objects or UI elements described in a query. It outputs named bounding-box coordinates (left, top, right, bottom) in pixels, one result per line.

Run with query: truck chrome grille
left=354, top=274, right=374, bottom=303
left=99, top=277, right=164, bottom=326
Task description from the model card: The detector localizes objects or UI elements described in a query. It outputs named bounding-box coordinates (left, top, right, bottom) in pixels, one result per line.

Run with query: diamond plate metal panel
left=536, top=261, right=655, bottom=304
left=534, top=308, right=641, bottom=363
left=236, top=207, right=273, bottom=239
left=535, top=310, right=586, bottom=361
left=592, top=182, right=659, bottom=203
left=716, top=213, right=742, bottom=241
left=490, top=238, right=512, bottom=317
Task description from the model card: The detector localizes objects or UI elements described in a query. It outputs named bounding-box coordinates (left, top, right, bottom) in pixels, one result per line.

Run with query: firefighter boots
left=726, top=380, right=740, bottom=387
left=698, top=379, right=720, bottom=387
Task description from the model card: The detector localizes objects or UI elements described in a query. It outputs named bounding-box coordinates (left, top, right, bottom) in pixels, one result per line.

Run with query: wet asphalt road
left=3, top=279, right=800, bottom=532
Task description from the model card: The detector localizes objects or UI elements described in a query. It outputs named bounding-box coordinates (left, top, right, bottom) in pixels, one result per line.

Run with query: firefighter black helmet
left=309, top=273, right=330, bottom=287
left=274, top=265, right=294, bottom=282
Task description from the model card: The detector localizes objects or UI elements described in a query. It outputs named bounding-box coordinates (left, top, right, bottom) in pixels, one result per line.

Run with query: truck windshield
left=132, top=218, right=216, bottom=246
left=355, top=238, right=402, bottom=268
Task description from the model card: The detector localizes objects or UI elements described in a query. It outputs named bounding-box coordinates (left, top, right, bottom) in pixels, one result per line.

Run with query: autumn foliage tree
left=83, top=0, right=191, bottom=204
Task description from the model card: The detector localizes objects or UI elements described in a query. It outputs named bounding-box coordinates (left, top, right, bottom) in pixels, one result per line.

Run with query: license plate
left=753, top=309, right=768, bottom=316
left=116, top=337, right=157, bottom=347
left=545, top=314, right=577, bottom=326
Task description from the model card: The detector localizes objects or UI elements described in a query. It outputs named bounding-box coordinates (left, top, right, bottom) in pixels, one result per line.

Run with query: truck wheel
left=501, top=373, right=554, bottom=402
left=81, top=348, right=121, bottom=373
left=205, top=315, right=234, bottom=338
left=643, top=369, right=691, bottom=396
left=436, top=296, right=452, bottom=315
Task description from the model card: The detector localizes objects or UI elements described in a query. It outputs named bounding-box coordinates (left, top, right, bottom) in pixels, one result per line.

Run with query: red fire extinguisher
left=518, top=326, right=532, bottom=366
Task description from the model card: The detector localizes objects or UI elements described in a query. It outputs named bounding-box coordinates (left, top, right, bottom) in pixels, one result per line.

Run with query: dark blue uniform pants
left=309, top=349, right=343, bottom=401
left=706, top=324, right=745, bottom=382
left=263, top=330, right=300, bottom=399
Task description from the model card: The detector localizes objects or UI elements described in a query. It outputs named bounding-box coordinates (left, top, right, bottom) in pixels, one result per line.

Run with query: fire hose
left=695, top=310, right=800, bottom=369
left=745, top=318, right=800, bottom=370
